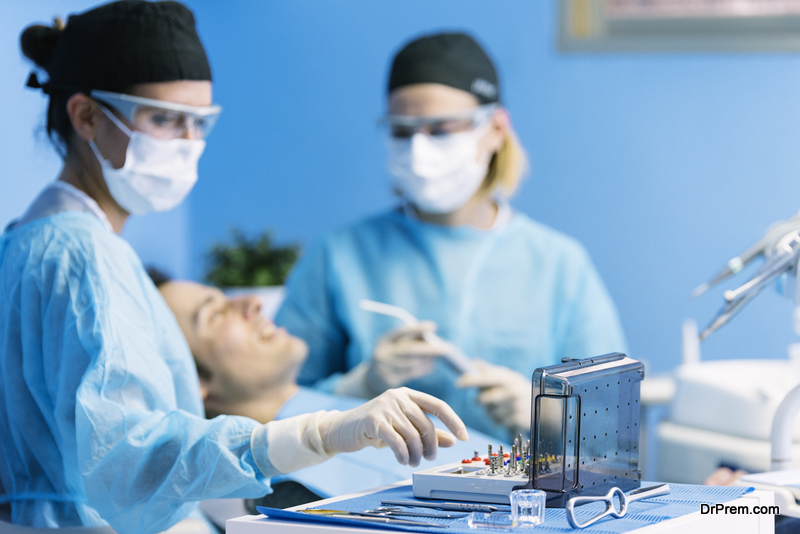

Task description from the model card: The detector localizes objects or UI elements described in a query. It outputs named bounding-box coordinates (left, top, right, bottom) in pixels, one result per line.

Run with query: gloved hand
left=255, top=388, right=468, bottom=474
left=335, top=322, right=452, bottom=398
left=319, top=387, right=468, bottom=467
left=456, top=359, right=532, bottom=435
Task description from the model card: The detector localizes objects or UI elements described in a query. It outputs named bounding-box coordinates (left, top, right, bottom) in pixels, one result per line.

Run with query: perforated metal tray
left=523, top=353, right=644, bottom=507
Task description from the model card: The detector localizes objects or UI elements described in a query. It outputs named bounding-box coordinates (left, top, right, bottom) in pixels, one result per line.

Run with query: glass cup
left=510, top=489, right=546, bottom=528
left=467, top=512, right=517, bottom=530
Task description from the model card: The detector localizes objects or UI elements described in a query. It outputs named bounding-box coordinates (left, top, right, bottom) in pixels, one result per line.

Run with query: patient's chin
left=297, top=339, right=309, bottom=360
left=285, top=337, right=309, bottom=364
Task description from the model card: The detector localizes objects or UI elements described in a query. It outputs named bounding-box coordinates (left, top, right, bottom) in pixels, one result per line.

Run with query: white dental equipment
left=358, top=299, right=475, bottom=374
left=690, top=210, right=800, bottom=517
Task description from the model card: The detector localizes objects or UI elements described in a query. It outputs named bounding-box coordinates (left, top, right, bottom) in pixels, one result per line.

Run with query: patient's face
left=159, top=281, right=307, bottom=404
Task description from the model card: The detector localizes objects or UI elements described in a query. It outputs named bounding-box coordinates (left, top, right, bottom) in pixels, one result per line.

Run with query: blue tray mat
left=257, top=482, right=752, bottom=533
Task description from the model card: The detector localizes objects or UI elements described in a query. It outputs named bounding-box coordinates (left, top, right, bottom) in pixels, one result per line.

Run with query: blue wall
left=5, top=0, right=800, bottom=374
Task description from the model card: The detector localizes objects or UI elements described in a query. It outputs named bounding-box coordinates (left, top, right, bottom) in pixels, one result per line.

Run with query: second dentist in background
left=276, top=32, right=627, bottom=441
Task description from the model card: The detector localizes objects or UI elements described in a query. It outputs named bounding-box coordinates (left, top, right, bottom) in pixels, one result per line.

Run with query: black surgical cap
left=388, top=32, right=499, bottom=104
left=30, top=0, right=211, bottom=94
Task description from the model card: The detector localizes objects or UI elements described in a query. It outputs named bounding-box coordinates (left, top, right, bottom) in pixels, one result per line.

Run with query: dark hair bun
left=20, top=21, right=63, bottom=70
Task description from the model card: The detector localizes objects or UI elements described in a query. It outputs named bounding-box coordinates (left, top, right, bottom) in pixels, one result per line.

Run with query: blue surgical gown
left=275, top=209, right=628, bottom=441
left=0, top=212, right=275, bottom=532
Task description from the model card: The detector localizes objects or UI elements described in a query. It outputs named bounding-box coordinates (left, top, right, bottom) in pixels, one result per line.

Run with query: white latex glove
left=253, top=388, right=468, bottom=475
left=456, top=359, right=532, bottom=435
left=320, top=387, right=468, bottom=467
left=336, top=322, right=451, bottom=397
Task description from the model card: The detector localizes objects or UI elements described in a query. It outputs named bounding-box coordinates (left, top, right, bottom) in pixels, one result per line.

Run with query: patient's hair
left=146, top=265, right=172, bottom=289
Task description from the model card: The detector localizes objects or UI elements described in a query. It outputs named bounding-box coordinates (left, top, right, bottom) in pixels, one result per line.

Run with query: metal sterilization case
left=411, top=353, right=644, bottom=506
left=522, top=352, right=644, bottom=507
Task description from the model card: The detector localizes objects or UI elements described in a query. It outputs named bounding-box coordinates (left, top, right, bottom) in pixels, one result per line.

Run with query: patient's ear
left=194, top=358, right=212, bottom=401
left=198, top=378, right=211, bottom=402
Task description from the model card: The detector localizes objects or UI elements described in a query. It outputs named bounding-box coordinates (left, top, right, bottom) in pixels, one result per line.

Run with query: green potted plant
left=204, top=229, right=301, bottom=317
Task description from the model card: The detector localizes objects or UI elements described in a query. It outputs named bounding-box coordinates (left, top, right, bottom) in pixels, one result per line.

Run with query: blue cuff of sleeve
left=250, top=424, right=279, bottom=479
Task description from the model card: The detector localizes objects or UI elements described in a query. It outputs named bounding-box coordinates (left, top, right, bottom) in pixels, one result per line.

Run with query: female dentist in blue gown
left=0, top=4, right=467, bottom=533
left=276, top=32, right=628, bottom=442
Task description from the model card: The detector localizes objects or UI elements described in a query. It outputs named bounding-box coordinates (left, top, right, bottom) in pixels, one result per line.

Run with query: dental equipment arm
left=699, top=284, right=764, bottom=341
left=723, top=231, right=800, bottom=303
left=692, top=210, right=800, bottom=298
left=770, top=383, right=800, bottom=471
left=728, top=381, right=800, bottom=518
left=697, top=224, right=800, bottom=341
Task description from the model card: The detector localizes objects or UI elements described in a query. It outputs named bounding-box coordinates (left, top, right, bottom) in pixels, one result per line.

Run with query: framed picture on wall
left=560, top=0, right=800, bottom=52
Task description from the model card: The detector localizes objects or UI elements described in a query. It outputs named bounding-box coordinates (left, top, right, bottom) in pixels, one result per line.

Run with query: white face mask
left=89, top=105, right=205, bottom=214
left=388, top=122, right=492, bottom=214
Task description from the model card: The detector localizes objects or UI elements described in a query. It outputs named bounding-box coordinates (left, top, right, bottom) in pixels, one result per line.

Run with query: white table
left=225, top=482, right=776, bottom=533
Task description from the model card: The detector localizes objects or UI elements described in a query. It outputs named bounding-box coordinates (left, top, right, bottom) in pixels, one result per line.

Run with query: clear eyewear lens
left=91, top=90, right=222, bottom=140
left=132, top=107, right=220, bottom=140
left=381, top=104, right=497, bottom=139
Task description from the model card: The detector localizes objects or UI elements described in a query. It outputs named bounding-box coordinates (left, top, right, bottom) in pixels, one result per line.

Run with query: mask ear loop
left=88, top=103, right=134, bottom=171
left=95, top=102, right=133, bottom=138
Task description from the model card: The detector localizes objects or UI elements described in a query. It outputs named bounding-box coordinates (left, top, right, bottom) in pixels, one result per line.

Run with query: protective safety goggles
left=91, top=90, right=222, bottom=140
left=380, top=103, right=498, bottom=139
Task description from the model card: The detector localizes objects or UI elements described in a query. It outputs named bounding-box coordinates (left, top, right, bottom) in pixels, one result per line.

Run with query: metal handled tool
left=566, top=484, right=670, bottom=529
left=380, top=499, right=498, bottom=513
left=367, top=506, right=467, bottom=519
left=298, top=509, right=447, bottom=527
left=359, top=299, right=475, bottom=373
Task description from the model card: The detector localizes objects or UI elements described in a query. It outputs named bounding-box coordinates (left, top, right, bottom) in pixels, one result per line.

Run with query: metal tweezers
left=566, top=483, right=671, bottom=529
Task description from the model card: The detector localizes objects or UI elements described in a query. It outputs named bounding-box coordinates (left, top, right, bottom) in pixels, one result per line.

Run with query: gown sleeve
left=41, top=230, right=276, bottom=533
left=274, top=239, right=349, bottom=392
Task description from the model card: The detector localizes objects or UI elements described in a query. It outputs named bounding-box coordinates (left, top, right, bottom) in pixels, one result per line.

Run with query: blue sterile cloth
left=258, top=483, right=753, bottom=533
